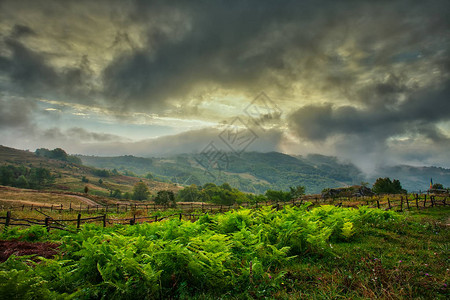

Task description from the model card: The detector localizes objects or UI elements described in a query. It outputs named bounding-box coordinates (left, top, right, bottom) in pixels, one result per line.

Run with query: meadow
left=0, top=204, right=448, bottom=299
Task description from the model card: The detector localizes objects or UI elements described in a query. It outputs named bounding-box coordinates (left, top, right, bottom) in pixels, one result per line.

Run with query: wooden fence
left=1, top=193, right=447, bottom=232
left=0, top=210, right=207, bottom=232
left=0, top=193, right=447, bottom=214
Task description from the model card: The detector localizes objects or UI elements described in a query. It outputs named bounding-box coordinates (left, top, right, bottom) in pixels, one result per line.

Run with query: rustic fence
left=0, top=211, right=208, bottom=232
left=0, top=193, right=447, bottom=215
left=1, top=193, right=447, bottom=232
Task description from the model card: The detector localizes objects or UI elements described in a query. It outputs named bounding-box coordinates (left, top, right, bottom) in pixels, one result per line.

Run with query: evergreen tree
left=132, top=181, right=149, bottom=200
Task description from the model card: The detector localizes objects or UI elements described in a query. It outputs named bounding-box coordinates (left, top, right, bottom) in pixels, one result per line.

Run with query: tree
left=154, top=190, right=176, bottom=207
left=16, top=175, right=29, bottom=188
left=110, top=189, right=122, bottom=198
left=84, top=186, right=89, bottom=194
left=289, top=185, right=305, bottom=200
left=29, top=167, right=53, bottom=188
left=177, top=184, right=199, bottom=202
left=220, top=182, right=232, bottom=191
left=432, top=183, right=444, bottom=190
left=98, top=179, right=103, bottom=185
left=132, top=181, right=150, bottom=200
left=265, top=189, right=291, bottom=202
left=372, top=177, right=406, bottom=194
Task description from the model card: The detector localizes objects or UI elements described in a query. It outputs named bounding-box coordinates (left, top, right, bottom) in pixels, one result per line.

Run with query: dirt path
left=66, top=195, right=103, bottom=207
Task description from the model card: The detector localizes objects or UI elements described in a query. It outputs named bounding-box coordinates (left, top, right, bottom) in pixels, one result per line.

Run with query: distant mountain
left=79, top=151, right=365, bottom=194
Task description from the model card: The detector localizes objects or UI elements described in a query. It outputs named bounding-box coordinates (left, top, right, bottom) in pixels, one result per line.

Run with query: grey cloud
left=67, top=126, right=284, bottom=157
left=0, top=96, right=37, bottom=129
left=0, top=0, right=449, bottom=169
left=288, top=83, right=450, bottom=169
left=42, top=127, right=125, bottom=143
left=0, top=32, right=97, bottom=103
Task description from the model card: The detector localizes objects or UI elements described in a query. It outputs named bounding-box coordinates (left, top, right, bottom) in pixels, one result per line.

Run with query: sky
left=0, top=0, right=449, bottom=172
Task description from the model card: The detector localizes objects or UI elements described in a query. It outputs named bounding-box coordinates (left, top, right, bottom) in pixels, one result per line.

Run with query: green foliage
left=92, top=168, right=111, bottom=177
left=265, top=189, right=291, bottom=202
left=110, top=189, right=122, bottom=199
left=432, top=183, right=444, bottom=189
left=176, top=184, right=200, bottom=202
left=0, top=164, right=53, bottom=189
left=289, top=185, right=306, bottom=199
left=0, top=206, right=410, bottom=299
left=372, top=177, right=407, bottom=194
left=154, top=190, right=176, bottom=207
left=35, top=147, right=81, bottom=164
left=132, top=181, right=149, bottom=200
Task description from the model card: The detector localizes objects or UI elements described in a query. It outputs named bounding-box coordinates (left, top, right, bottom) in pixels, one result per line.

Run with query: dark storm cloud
left=100, top=0, right=450, bottom=110
left=1, top=0, right=449, bottom=167
left=0, top=24, right=97, bottom=104
left=288, top=83, right=450, bottom=146
left=1, top=0, right=448, bottom=110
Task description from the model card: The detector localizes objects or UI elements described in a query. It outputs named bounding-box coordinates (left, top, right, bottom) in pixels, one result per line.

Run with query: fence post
left=22, top=205, right=24, bottom=211
left=77, top=213, right=82, bottom=229
left=179, top=213, right=182, bottom=221
left=406, top=196, right=410, bottom=209
left=60, top=204, right=63, bottom=213
left=69, top=202, right=72, bottom=212
left=400, top=196, right=403, bottom=211
left=44, top=217, right=50, bottom=232
left=103, top=214, right=107, bottom=227
left=5, top=211, right=11, bottom=228
left=155, top=215, right=158, bottom=222
left=376, top=198, right=380, bottom=209
left=415, top=194, right=419, bottom=209
left=423, top=195, right=427, bottom=207
left=387, top=198, right=391, bottom=209
left=31, top=204, right=33, bottom=211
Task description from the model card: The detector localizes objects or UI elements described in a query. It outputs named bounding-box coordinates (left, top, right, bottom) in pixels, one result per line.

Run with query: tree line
left=0, top=165, right=54, bottom=189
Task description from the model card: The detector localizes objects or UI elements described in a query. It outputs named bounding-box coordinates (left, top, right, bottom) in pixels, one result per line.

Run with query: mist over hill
left=78, top=151, right=449, bottom=194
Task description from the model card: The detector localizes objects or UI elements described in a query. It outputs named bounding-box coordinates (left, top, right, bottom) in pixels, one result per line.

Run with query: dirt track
left=66, top=195, right=102, bottom=206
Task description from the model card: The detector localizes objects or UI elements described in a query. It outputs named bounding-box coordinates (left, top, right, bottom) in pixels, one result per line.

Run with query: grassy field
left=0, top=205, right=448, bottom=299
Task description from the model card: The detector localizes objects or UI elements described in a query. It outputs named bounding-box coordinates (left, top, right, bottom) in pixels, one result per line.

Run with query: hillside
left=79, top=152, right=365, bottom=194
left=0, top=145, right=180, bottom=198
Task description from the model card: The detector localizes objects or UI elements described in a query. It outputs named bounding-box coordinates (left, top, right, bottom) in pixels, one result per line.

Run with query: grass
left=270, top=207, right=449, bottom=299
left=0, top=188, right=88, bottom=207
left=0, top=205, right=448, bottom=299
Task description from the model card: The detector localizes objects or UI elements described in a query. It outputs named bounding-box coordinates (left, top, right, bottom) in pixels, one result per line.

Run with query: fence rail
left=1, top=193, right=448, bottom=232
left=1, top=193, right=447, bottom=214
